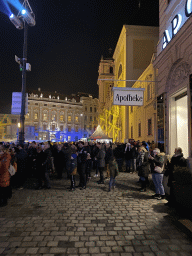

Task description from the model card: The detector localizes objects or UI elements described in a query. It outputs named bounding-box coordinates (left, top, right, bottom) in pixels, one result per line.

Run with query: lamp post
left=9, top=0, right=35, bottom=145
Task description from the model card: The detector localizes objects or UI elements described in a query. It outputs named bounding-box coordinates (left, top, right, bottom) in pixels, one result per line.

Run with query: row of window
left=29, top=102, right=65, bottom=108
left=35, top=124, right=96, bottom=132
left=32, top=113, right=80, bottom=122
left=130, top=119, right=152, bottom=138
left=31, top=113, right=97, bottom=122
left=84, top=106, right=97, bottom=112
left=40, top=124, right=79, bottom=132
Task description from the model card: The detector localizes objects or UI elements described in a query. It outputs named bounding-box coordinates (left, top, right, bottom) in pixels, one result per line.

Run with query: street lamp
left=9, top=0, right=35, bottom=145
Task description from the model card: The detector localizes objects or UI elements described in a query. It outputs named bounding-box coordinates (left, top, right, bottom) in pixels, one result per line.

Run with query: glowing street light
left=21, top=9, right=36, bottom=26
left=9, top=14, right=23, bottom=29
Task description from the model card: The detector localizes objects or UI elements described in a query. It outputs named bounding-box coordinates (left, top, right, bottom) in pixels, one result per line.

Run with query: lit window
left=34, top=113, right=38, bottom=120
left=43, top=113, right=47, bottom=121
left=68, top=115, right=72, bottom=122
left=148, top=119, right=152, bottom=135
left=52, top=114, right=56, bottom=121
left=138, top=123, right=141, bottom=137
left=147, top=83, right=152, bottom=101
left=75, top=116, right=79, bottom=122
left=131, top=126, right=133, bottom=139
left=60, top=115, right=64, bottom=122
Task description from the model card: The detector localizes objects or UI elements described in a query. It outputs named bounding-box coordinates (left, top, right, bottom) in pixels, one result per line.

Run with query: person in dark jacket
left=69, top=145, right=77, bottom=191
left=108, top=155, right=118, bottom=192
left=164, top=147, right=187, bottom=206
left=113, top=144, right=124, bottom=172
left=124, top=143, right=132, bottom=173
left=55, top=144, right=65, bottom=179
left=35, top=145, right=44, bottom=189
left=137, top=143, right=150, bottom=192
left=77, top=142, right=87, bottom=189
left=97, top=143, right=106, bottom=184
left=62, top=143, right=72, bottom=179
left=41, top=143, right=52, bottom=189
left=15, top=145, right=28, bottom=189
left=105, top=143, right=112, bottom=179
left=86, top=153, right=92, bottom=182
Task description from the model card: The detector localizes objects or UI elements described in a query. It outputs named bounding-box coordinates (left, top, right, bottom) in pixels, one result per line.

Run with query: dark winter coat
left=137, top=147, right=150, bottom=178
left=165, top=153, right=187, bottom=186
left=97, top=148, right=106, bottom=168
left=109, top=158, right=119, bottom=178
left=105, top=147, right=113, bottom=164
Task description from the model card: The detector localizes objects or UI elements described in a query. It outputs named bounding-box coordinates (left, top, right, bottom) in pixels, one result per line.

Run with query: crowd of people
left=0, top=139, right=187, bottom=208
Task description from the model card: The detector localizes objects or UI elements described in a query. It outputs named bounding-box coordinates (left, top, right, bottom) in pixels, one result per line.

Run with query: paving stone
left=26, top=247, right=39, bottom=254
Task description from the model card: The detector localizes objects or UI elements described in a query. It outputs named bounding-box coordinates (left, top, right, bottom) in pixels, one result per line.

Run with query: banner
left=113, top=87, right=145, bottom=106
left=11, top=92, right=28, bottom=115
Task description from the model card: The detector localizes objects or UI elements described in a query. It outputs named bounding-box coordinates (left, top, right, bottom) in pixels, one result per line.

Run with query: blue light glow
left=21, top=9, right=26, bottom=15
left=10, top=13, right=14, bottom=18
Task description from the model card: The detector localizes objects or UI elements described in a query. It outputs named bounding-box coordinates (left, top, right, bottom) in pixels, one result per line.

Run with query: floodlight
left=21, top=9, right=36, bottom=26
left=9, top=14, right=23, bottom=29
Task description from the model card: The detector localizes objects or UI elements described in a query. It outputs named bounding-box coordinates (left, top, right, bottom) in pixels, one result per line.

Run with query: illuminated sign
left=112, top=87, right=145, bottom=106
left=11, top=92, right=28, bottom=115
left=163, top=0, right=192, bottom=49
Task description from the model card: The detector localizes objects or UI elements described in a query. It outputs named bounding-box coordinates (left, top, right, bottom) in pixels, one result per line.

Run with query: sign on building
left=11, top=92, right=28, bottom=115
left=113, top=87, right=145, bottom=106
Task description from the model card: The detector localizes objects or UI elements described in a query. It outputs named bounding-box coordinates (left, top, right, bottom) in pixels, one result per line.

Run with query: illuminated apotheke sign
left=163, top=0, right=192, bottom=49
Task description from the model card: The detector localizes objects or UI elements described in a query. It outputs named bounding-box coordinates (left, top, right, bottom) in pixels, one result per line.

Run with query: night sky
left=0, top=0, right=159, bottom=113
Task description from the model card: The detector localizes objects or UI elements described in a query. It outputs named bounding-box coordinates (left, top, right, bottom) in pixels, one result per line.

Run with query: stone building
left=154, top=0, right=192, bottom=158
left=98, top=25, right=159, bottom=142
left=0, top=114, right=19, bottom=142
left=24, top=89, right=98, bottom=142
left=129, top=61, right=157, bottom=143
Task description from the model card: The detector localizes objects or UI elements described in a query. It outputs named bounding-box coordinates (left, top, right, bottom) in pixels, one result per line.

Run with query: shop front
left=154, top=0, right=192, bottom=159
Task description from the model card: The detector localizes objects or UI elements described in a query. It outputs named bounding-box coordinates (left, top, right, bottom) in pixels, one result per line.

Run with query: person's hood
left=158, top=152, right=165, bottom=156
left=172, top=153, right=184, bottom=158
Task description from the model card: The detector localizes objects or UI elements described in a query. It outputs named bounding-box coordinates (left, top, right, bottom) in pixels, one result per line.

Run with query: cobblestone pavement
left=0, top=171, right=192, bottom=256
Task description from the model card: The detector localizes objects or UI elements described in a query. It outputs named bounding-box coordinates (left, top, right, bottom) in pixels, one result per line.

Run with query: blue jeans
left=152, top=173, right=165, bottom=195
left=109, top=177, right=116, bottom=190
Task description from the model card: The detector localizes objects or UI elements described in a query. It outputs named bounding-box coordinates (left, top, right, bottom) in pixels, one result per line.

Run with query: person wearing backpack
left=108, top=155, right=119, bottom=192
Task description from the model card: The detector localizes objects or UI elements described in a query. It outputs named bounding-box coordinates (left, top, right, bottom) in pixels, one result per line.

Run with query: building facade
left=154, top=0, right=192, bottom=158
left=23, top=90, right=98, bottom=142
left=98, top=25, right=159, bottom=142
left=97, top=55, right=122, bottom=141
left=129, top=62, right=157, bottom=144
left=0, top=114, right=19, bottom=142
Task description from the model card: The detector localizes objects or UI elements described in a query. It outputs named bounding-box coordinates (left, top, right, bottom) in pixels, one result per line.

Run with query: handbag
left=71, top=167, right=77, bottom=176
left=154, top=165, right=164, bottom=173
left=8, top=164, right=16, bottom=176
